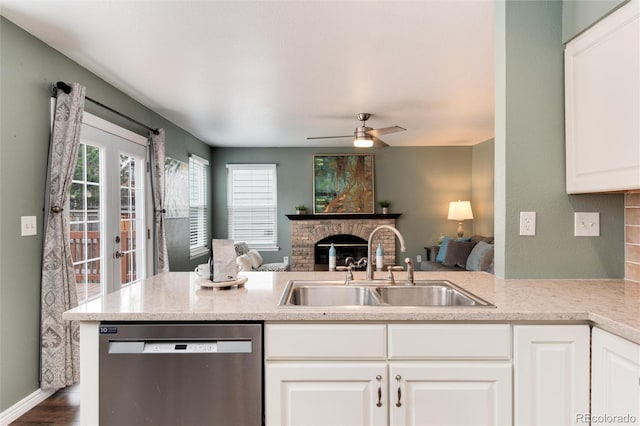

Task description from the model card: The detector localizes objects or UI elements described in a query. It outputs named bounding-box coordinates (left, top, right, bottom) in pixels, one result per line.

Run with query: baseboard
left=0, top=388, right=56, bottom=426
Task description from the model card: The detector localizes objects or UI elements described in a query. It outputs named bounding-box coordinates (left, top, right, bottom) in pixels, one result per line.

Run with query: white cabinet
left=265, top=324, right=388, bottom=426
left=513, top=325, right=590, bottom=425
left=564, top=0, right=640, bottom=193
left=265, top=323, right=512, bottom=426
left=266, top=363, right=387, bottom=426
left=592, top=328, right=640, bottom=423
left=389, top=363, right=511, bottom=426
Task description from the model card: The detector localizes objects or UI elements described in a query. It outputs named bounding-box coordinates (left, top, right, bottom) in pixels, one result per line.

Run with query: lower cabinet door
left=388, top=363, right=512, bottom=426
left=266, top=362, right=388, bottom=426
left=592, top=328, right=640, bottom=423
left=514, top=325, right=590, bottom=426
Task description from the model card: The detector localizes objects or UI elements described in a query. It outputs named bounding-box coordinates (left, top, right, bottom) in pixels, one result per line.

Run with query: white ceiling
left=0, top=0, right=495, bottom=148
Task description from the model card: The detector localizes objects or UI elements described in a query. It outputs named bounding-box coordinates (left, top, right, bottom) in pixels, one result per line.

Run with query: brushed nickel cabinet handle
left=395, top=375, right=402, bottom=407
left=376, top=375, right=383, bottom=407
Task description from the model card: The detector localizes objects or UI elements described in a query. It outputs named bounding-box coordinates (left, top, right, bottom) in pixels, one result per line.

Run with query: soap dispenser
left=376, top=243, right=384, bottom=271
left=328, top=243, right=337, bottom=271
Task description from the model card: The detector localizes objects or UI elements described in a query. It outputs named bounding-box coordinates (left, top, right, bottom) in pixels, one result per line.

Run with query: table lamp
left=448, top=200, right=474, bottom=237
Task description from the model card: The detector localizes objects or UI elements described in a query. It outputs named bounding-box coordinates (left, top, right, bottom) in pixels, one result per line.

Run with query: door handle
left=395, top=375, right=402, bottom=407
left=375, top=375, right=382, bottom=407
left=114, top=251, right=124, bottom=259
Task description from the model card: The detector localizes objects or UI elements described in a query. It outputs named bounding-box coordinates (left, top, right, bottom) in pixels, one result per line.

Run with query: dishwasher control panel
left=108, top=339, right=252, bottom=354
left=145, top=342, right=218, bottom=353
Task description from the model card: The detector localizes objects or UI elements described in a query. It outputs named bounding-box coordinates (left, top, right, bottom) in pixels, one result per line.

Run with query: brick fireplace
left=287, top=214, right=402, bottom=271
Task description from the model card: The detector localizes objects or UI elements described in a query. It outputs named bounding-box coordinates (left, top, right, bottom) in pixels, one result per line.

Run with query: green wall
left=472, top=139, right=495, bottom=237
left=494, top=0, right=624, bottom=279
left=0, top=17, right=212, bottom=411
left=211, top=146, right=493, bottom=264
left=562, top=0, right=627, bottom=42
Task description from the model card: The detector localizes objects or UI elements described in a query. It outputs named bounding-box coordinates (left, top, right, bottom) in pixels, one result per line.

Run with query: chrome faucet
left=365, top=225, right=407, bottom=280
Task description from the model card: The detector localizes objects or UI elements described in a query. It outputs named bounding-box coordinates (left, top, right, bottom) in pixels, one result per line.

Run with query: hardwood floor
left=11, top=384, right=79, bottom=425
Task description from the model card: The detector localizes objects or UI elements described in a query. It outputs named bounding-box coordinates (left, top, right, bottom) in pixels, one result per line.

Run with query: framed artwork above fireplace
left=313, top=154, right=374, bottom=214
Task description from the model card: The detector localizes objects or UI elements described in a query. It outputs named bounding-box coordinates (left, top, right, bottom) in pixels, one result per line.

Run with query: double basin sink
left=279, top=280, right=495, bottom=308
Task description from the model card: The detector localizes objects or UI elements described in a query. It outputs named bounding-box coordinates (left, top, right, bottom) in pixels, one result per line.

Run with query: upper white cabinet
left=592, top=328, right=640, bottom=422
left=565, top=0, right=640, bottom=193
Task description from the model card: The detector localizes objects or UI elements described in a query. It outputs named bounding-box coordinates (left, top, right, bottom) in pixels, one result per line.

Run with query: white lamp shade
left=448, top=200, right=474, bottom=221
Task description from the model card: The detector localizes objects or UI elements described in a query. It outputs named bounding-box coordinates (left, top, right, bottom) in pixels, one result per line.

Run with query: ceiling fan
left=307, top=113, right=406, bottom=148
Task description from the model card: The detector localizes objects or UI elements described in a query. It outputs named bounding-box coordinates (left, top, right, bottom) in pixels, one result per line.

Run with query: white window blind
left=227, top=164, right=278, bottom=250
left=189, top=155, right=209, bottom=258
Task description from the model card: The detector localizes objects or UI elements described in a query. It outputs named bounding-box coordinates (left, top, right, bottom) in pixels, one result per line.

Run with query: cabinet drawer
left=266, top=324, right=386, bottom=360
left=388, top=324, right=511, bottom=360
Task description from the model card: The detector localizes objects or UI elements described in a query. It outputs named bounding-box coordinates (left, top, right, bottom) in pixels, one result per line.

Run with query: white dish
left=196, top=276, right=248, bottom=289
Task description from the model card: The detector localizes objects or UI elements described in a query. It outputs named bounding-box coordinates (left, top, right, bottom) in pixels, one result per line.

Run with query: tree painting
left=314, top=154, right=374, bottom=214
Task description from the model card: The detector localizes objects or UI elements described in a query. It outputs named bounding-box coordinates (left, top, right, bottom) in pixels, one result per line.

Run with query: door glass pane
left=86, top=145, right=100, bottom=183
left=119, top=153, right=144, bottom=287
left=70, top=142, right=103, bottom=304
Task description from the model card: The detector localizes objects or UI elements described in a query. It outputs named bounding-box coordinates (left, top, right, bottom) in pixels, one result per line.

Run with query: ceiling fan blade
left=306, top=135, right=352, bottom=140
left=372, top=137, right=389, bottom=149
left=367, top=126, right=406, bottom=137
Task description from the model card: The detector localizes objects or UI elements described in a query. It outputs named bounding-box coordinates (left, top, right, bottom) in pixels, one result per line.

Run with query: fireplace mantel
left=286, top=213, right=402, bottom=220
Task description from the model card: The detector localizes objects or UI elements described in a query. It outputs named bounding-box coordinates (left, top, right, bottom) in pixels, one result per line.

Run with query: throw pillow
left=435, top=237, right=472, bottom=263
left=435, top=237, right=450, bottom=263
left=246, top=250, right=263, bottom=269
left=234, top=242, right=250, bottom=256
left=236, top=254, right=252, bottom=272
left=465, top=241, right=494, bottom=271
left=443, top=240, right=477, bottom=268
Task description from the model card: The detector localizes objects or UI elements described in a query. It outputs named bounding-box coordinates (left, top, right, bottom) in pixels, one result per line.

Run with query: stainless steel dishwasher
left=99, top=322, right=263, bottom=425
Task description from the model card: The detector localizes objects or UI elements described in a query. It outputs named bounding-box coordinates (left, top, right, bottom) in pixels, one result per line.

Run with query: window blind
left=227, top=164, right=278, bottom=250
left=189, top=155, right=209, bottom=258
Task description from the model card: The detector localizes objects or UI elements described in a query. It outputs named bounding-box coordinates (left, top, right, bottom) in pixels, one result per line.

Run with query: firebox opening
left=314, top=234, right=368, bottom=271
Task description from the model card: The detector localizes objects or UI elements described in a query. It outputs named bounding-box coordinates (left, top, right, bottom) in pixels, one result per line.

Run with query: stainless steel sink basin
left=283, top=285, right=381, bottom=306
left=279, top=280, right=495, bottom=307
left=376, top=285, right=483, bottom=306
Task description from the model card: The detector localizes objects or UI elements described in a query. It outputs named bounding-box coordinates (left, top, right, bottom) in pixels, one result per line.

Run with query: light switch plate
left=575, top=212, right=600, bottom=236
left=21, top=216, right=37, bottom=236
left=519, top=212, right=536, bottom=236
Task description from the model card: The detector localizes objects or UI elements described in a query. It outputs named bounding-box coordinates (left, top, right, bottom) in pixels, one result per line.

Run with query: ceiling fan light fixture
left=354, top=135, right=374, bottom=148
left=353, top=126, right=374, bottom=148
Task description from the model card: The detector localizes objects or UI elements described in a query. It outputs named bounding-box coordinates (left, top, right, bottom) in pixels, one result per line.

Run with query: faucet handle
left=345, top=265, right=354, bottom=283
left=386, top=266, right=395, bottom=284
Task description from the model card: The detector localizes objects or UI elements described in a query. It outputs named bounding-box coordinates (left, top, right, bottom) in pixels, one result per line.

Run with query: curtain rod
left=55, top=81, right=159, bottom=135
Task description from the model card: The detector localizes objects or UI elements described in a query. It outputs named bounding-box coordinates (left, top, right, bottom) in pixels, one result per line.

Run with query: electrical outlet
left=519, top=212, right=536, bottom=236
left=283, top=256, right=289, bottom=264
left=21, top=216, right=37, bottom=236
left=416, top=255, right=422, bottom=263
left=575, top=212, right=600, bottom=236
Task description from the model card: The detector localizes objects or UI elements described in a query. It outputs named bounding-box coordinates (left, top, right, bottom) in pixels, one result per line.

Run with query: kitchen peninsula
left=64, top=271, right=640, bottom=425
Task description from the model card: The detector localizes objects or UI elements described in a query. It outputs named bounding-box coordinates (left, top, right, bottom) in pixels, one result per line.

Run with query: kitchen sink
left=279, top=280, right=495, bottom=307
left=283, top=285, right=381, bottom=306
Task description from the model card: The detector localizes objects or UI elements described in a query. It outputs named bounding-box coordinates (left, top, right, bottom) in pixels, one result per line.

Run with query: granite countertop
left=63, top=271, right=640, bottom=344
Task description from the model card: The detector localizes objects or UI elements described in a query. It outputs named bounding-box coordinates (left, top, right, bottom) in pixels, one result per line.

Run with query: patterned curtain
left=40, top=82, right=85, bottom=389
left=149, top=129, right=170, bottom=273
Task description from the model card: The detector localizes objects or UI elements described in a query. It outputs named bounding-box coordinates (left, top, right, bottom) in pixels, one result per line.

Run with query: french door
left=69, top=113, right=151, bottom=303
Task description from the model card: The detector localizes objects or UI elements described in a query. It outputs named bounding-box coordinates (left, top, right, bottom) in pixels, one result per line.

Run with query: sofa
left=234, top=242, right=290, bottom=272
left=420, top=235, right=494, bottom=273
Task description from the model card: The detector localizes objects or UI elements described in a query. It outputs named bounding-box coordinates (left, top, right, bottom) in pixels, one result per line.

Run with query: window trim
left=189, top=154, right=210, bottom=259
left=226, top=163, right=279, bottom=251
